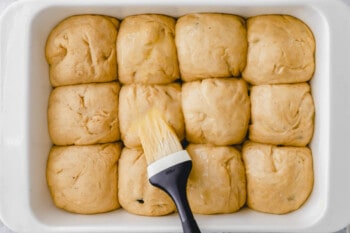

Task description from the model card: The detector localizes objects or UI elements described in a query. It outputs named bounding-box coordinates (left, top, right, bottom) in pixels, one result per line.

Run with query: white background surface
left=0, top=0, right=349, bottom=232
left=0, top=5, right=19, bottom=232
left=0, top=3, right=17, bottom=222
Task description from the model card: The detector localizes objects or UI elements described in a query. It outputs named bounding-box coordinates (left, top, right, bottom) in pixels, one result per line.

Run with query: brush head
left=138, top=109, right=183, bottom=165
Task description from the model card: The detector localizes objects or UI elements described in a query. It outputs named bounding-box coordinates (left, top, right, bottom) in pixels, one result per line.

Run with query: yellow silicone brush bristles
left=138, top=109, right=183, bottom=165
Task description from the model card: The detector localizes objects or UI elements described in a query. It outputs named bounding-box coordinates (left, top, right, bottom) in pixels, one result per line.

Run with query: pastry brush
left=138, top=110, right=201, bottom=233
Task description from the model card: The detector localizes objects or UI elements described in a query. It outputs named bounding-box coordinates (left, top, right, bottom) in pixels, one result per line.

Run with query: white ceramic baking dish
left=1, top=0, right=350, bottom=232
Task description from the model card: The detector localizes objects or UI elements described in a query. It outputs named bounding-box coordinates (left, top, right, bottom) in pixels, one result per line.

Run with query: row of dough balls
left=46, top=142, right=313, bottom=215
left=45, top=13, right=315, bottom=87
left=48, top=80, right=314, bottom=147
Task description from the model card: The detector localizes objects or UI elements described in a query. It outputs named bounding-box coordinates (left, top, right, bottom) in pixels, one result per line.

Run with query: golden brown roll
left=182, top=78, right=250, bottom=145
left=243, top=15, right=315, bottom=85
left=48, top=82, right=120, bottom=146
left=186, top=144, right=246, bottom=214
left=117, top=14, right=179, bottom=84
left=118, top=147, right=176, bottom=216
left=242, top=141, right=314, bottom=214
left=249, top=83, right=314, bottom=146
left=175, top=13, right=247, bottom=82
left=46, top=15, right=119, bottom=87
left=46, top=143, right=121, bottom=214
left=118, top=83, right=184, bottom=148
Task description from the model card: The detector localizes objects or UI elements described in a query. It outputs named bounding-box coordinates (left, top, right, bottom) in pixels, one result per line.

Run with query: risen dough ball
left=175, top=13, right=247, bottom=82
left=119, top=83, right=184, bottom=148
left=242, top=141, right=314, bottom=214
left=249, top=83, right=314, bottom=146
left=186, top=144, right=246, bottom=214
left=117, top=14, right=179, bottom=84
left=46, top=15, right=119, bottom=87
left=182, top=78, right=250, bottom=145
left=46, top=143, right=121, bottom=214
left=243, top=15, right=315, bottom=85
left=118, top=147, right=176, bottom=216
left=48, top=82, right=120, bottom=146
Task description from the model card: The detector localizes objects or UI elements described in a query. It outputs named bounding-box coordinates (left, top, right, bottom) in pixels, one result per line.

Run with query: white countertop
left=0, top=2, right=18, bottom=233
left=0, top=0, right=15, bottom=217
left=0, top=4, right=17, bottom=232
left=0, top=0, right=349, bottom=232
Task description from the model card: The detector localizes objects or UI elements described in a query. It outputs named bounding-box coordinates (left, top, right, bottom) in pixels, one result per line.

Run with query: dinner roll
left=117, top=14, right=179, bottom=84
left=243, top=15, right=315, bottom=85
left=119, top=83, right=184, bottom=148
left=249, top=83, right=314, bottom=146
left=48, top=82, right=120, bottom=146
left=118, top=147, right=176, bottom=216
left=46, top=143, right=121, bottom=214
left=46, top=15, right=119, bottom=87
left=186, top=144, right=246, bottom=214
left=175, top=13, right=247, bottom=82
left=242, top=141, right=314, bottom=214
left=182, top=78, right=250, bottom=145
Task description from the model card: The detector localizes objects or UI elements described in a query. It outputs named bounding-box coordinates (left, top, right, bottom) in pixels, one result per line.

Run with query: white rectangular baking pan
left=1, top=0, right=350, bottom=232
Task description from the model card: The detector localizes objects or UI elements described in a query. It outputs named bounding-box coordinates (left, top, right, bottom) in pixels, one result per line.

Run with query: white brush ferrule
left=147, top=150, right=191, bottom=178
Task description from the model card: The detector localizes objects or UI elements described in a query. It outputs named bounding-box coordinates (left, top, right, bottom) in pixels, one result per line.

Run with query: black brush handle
left=149, top=161, right=201, bottom=233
